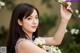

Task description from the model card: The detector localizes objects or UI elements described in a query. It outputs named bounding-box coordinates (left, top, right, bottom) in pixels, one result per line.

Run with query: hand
left=60, top=2, right=73, bottom=21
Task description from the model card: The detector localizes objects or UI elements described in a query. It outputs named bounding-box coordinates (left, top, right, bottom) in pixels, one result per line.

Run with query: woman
left=7, top=2, right=72, bottom=53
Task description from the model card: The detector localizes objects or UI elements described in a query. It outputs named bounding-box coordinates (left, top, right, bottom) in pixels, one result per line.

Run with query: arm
left=17, top=40, right=48, bottom=53
left=44, top=3, right=72, bottom=45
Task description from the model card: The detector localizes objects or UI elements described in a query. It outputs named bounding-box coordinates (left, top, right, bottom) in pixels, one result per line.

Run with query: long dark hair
left=7, top=3, right=39, bottom=53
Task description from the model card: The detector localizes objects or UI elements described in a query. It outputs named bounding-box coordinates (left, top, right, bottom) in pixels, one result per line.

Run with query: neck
left=22, top=27, right=33, bottom=40
left=25, top=32, right=33, bottom=40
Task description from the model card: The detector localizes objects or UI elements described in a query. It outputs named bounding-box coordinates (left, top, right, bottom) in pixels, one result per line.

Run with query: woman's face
left=18, top=9, right=39, bottom=33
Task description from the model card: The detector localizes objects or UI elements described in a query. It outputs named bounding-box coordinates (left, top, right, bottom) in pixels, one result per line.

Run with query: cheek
left=22, top=21, right=32, bottom=32
left=38, top=21, right=39, bottom=26
left=23, top=21, right=31, bottom=27
left=37, top=19, right=39, bottom=25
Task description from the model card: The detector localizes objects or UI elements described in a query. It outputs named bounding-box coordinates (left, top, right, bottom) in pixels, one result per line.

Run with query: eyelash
left=27, top=17, right=38, bottom=20
left=35, top=17, right=38, bottom=19
left=27, top=18, right=32, bottom=20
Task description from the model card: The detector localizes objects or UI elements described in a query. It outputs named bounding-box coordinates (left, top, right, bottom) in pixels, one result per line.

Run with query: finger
left=60, top=4, right=63, bottom=11
left=66, top=2, right=73, bottom=12
left=66, top=2, right=71, bottom=9
left=61, top=4, right=63, bottom=9
left=67, top=8, right=73, bottom=13
left=66, top=5, right=73, bottom=12
left=67, top=4, right=70, bottom=9
left=60, top=3, right=72, bottom=13
left=67, top=2, right=72, bottom=6
left=60, top=4, right=65, bottom=11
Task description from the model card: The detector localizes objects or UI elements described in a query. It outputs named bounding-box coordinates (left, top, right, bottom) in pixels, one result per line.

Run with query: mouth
left=31, top=26, right=37, bottom=29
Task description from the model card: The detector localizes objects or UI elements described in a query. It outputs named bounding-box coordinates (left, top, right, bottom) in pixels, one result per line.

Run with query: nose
left=32, top=19, right=37, bottom=24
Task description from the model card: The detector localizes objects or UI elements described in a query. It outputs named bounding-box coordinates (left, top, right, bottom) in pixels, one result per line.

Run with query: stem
left=72, top=12, right=80, bottom=23
left=54, top=0, right=80, bottom=23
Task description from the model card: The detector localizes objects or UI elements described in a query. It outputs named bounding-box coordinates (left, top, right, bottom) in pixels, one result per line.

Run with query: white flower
left=70, top=29, right=76, bottom=34
left=0, top=1, right=5, bottom=6
left=65, top=29, right=68, bottom=33
left=34, top=37, right=62, bottom=53
left=46, top=46, right=62, bottom=53
left=57, top=49, right=62, bottom=53
left=75, top=9, right=79, bottom=14
left=70, top=29, right=79, bottom=35
left=34, top=37, right=46, bottom=46
left=0, top=1, right=5, bottom=9
left=0, top=46, right=6, bottom=53
left=75, top=29, right=79, bottom=34
left=58, top=0, right=66, bottom=3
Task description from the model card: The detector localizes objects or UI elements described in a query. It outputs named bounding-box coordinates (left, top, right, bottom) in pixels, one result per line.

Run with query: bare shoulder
left=17, top=39, right=48, bottom=53
left=18, top=40, right=34, bottom=48
left=18, top=40, right=33, bottom=46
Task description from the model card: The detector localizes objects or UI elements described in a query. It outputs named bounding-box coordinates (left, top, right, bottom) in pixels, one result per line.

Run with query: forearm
left=53, top=18, right=68, bottom=45
left=45, top=3, right=72, bottom=45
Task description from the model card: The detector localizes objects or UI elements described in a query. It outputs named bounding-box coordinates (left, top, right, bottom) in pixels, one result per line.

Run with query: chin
left=31, top=29, right=37, bottom=32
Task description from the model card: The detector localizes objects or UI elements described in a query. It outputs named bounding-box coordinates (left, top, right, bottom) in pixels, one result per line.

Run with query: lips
left=31, top=26, right=37, bottom=29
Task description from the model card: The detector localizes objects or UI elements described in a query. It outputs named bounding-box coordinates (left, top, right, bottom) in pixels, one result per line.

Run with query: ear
left=17, top=19, right=22, bottom=26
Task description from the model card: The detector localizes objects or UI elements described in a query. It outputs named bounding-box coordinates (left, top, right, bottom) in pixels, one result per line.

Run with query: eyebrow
left=29, top=15, right=38, bottom=17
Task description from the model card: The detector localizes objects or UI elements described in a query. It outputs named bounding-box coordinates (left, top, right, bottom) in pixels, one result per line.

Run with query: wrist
left=61, top=18, right=69, bottom=23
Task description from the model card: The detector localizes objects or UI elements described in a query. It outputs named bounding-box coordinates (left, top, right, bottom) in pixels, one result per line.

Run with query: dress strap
left=15, top=38, right=26, bottom=53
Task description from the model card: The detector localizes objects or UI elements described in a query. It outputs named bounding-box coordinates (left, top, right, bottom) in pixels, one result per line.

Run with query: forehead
left=30, top=9, right=38, bottom=16
left=23, top=9, right=38, bottom=19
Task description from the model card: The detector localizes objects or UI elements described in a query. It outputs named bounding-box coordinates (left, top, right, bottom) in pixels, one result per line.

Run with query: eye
left=35, top=16, right=38, bottom=19
left=27, top=17, right=32, bottom=20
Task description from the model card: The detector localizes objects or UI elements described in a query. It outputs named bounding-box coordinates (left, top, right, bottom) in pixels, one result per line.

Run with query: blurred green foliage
left=0, top=26, right=8, bottom=46
left=1, top=0, right=16, bottom=10
left=38, top=14, right=58, bottom=36
left=60, top=20, right=80, bottom=53
left=41, top=0, right=53, bottom=9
